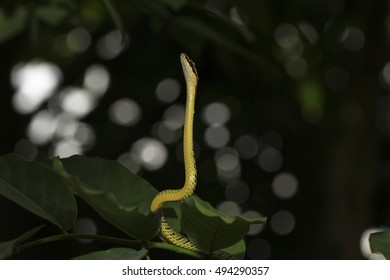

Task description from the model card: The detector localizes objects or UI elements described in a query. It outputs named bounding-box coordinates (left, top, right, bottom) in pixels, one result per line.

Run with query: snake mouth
left=180, top=53, right=198, bottom=85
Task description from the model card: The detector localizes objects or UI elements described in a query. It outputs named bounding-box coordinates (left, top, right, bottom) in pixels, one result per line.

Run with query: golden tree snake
left=150, top=53, right=234, bottom=259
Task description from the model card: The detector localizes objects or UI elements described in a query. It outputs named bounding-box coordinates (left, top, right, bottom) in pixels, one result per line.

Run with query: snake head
left=180, top=53, right=198, bottom=89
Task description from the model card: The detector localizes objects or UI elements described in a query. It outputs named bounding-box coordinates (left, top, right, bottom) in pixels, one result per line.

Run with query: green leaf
left=35, top=5, right=69, bottom=26
left=0, top=154, right=77, bottom=230
left=181, top=196, right=266, bottom=253
left=60, top=156, right=160, bottom=240
left=0, top=225, right=45, bottom=259
left=163, top=201, right=182, bottom=232
left=369, top=228, right=390, bottom=259
left=0, top=6, right=27, bottom=44
left=73, top=247, right=148, bottom=260
left=220, top=239, right=246, bottom=260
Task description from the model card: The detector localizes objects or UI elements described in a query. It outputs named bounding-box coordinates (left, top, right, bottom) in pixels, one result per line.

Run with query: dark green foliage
left=369, top=229, right=390, bottom=260
left=0, top=154, right=265, bottom=259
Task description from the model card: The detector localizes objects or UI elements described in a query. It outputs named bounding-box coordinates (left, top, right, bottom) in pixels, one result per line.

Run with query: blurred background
left=1, top=0, right=390, bottom=259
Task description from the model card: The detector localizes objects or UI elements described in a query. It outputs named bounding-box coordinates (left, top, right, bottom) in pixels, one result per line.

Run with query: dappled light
left=235, top=134, right=259, bottom=159
left=272, top=172, right=299, bottom=200
left=66, top=28, right=91, bottom=53
left=156, top=78, right=181, bottom=103
left=109, top=98, right=142, bottom=126
left=202, top=102, right=230, bottom=126
left=11, top=61, right=62, bottom=114
left=83, top=64, right=110, bottom=94
left=96, top=30, right=128, bottom=60
left=270, top=210, right=296, bottom=236
left=131, top=138, right=168, bottom=171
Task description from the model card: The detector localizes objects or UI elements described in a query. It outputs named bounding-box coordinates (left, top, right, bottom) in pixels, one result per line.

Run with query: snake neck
left=149, top=85, right=197, bottom=213
left=183, top=85, right=197, bottom=193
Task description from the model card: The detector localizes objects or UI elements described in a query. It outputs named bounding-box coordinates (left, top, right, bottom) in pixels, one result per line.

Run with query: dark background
left=1, top=0, right=390, bottom=259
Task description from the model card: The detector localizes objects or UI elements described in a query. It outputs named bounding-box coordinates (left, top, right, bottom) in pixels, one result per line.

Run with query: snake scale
left=150, top=53, right=235, bottom=259
left=150, top=53, right=201, bottom=252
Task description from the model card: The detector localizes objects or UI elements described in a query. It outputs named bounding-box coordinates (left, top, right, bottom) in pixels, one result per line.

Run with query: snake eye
left=180, top=53, right=198, bottom=84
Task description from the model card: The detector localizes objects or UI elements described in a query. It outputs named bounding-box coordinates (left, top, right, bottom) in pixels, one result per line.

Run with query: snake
left=150, top=54, right=235, bottom=259
left=150, top=53, right=201, bottom=253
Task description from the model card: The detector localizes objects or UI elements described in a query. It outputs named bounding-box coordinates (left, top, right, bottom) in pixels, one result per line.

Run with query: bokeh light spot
left=66, top=28, right=91, bottom=53
left=54, top=139, right=82, bottom=158
left=163, top=104, right=185, bottom=129
left=202, top=102, right=231, bottom=126
left=270, top=210, right=295, bottom=235
left=11, top=61, right=62, bottom=114
left=156, top=78, right=181, bottom=103
left=83, top=64, right=110, bottom=94
left=274, top=23, right=300, bottom=49
left=55, top=113, right=78, bottom=139
left=132, top=138, right=168, bottom=171
left=272, top=172, right=299, bottom=199
left=60, top=87, right=94, bottom=118
left=247, top=238, right=271, bottom=259
left=298, top=22, right=319, bottom=44
left=27, top=110, right=58, bottom=145
left=109, top=98, right=142, bottom=126
left=118, top=152, right=141, bottom=174
left=235, top=134, right=259, bottom=160
left=96, top=30, right=128, bottom=60
left=204, top=126, right=230, bottom=149
left=153, top=121, right=181, bottom=144
left=74, top=122, right=96, bottom=149
left=258, top=148, right=283, bottom=173
left=215, top=147, right=241, bottom=184
left=341, top=27, right=365, bottom=51
left=216, top=201, right=241, bottom=216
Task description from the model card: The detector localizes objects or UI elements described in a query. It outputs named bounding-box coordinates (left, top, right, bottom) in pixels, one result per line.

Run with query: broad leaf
left=73, top=247, right=148, bottom=260
left=0, top=225, right=44, bottom=259
left=181, top=196, right=266, bottom=253
left=221, top=239, right=246, bottom=260
left=369, top=228, right=390, bottom=259
left=0, top=154, right=77, bottom=230
left=163, top=201, right=182, bottom=232
left=60, top=156, right=160, bottom=240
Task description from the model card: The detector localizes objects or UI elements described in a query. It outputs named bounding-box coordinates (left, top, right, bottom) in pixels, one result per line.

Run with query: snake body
left=150, top=53, right=201, bottom=253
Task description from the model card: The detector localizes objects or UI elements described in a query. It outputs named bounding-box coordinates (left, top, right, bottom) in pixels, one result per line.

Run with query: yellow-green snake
left=150, top=53, right=201, bottom=253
